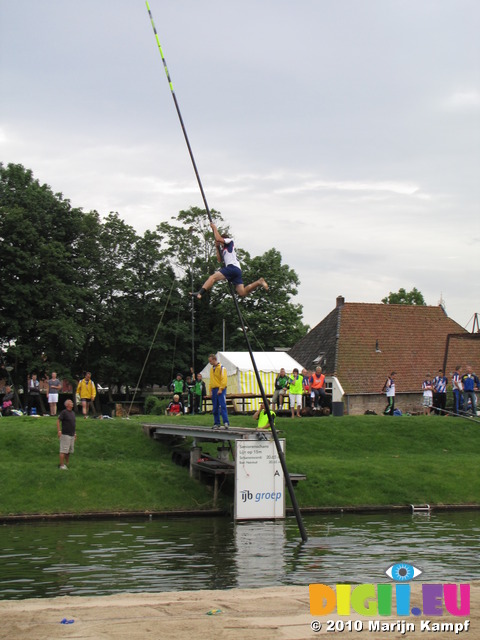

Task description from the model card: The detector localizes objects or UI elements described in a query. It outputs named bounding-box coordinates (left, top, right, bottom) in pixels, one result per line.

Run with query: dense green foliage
left=0, top=164, right=307, bottom=390
left=382, top=287, right=426, bottom=305
left=0, top=414, right=478, bottom=516
left=144, top=395, right=170, bottom=415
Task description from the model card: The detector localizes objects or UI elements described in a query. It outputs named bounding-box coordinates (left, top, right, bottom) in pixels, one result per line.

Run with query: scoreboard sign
left=235, top=439, right=286, bottom=520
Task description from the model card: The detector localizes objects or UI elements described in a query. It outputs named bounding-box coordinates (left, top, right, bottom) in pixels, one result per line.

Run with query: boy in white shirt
left=422, top=375, right=433, bottom=415
left=191, top=222, right=268, bottom=299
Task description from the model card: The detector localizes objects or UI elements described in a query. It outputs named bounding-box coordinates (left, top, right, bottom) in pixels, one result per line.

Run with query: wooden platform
left=142, top=422, right=273, bottom=443
left=142, top=422, right=306, bottom=509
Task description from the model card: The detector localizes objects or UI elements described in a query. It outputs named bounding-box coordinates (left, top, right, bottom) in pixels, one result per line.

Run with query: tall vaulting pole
left=145, top=1, right=213, bottom=224
left=145, top=1, right=308, bottom=542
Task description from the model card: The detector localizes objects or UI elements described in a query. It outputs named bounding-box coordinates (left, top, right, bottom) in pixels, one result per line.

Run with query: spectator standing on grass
left=76, top=372, right=96, bottom=419
left=27, top=373, right=42, bottom=416
left=170, top=373, right=185, bottom=403
left=208, top=353, right=230, bottom=429
left=461, top=366, right=480, bottom=416
left=383, top=372, right=396, bottom=416
left=451, top=366, right=463, bottom=415
left=192, top=373, right=206, bottom=414
left=302, top=369, right=313, bottom=409
left=57, top=399, right=76, bottom=470
left=185, top=375, right=195, bottom=413
left=422, top=375, right=434, bottom=415
left=288, top=368, right=303, bottom=418
left=433, top=369, right=448, bottom=416
left=47, top=371, right=62, bottom=416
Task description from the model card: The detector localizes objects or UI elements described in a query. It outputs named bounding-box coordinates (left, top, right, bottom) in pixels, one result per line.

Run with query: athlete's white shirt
left=221, top=238, right=241, bottom=269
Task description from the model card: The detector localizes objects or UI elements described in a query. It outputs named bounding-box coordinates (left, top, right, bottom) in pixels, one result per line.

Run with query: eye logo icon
left=385, top=562, right=422, bottom=582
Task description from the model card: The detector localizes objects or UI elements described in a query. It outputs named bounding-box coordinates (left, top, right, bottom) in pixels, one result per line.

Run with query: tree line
left=0, top=163, right=308, bottom=394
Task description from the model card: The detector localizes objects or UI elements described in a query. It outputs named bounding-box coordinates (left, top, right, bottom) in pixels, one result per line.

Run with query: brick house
left=288, top=296, right=480, bottom=415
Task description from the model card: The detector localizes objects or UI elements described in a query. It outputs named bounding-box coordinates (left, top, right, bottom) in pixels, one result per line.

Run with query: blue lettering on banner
left=255, top=492, right=282, bottom=502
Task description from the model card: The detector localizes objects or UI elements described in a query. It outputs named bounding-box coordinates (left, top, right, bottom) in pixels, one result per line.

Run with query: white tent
left=200, top=351, right=305, bottom=410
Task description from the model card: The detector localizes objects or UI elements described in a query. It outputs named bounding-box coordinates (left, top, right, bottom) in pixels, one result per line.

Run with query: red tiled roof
left=445, top=334, right=480, bottom=378
left=289, top=301, right=479, bottom=394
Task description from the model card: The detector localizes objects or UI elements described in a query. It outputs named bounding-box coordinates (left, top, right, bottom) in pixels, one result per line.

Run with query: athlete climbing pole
left=145, top=1, right=308, bottom=542
left=190, top=221, right=269, bottom=300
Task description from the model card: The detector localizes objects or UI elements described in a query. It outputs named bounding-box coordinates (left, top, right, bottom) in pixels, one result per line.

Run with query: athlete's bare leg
left=190, top=272, right=226, bottom=299
left=236, top=277, right=269, bottom=298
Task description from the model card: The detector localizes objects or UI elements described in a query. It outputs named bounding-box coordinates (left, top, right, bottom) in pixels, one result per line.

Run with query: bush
left=144, top=395, right=159, bottom=415
left=156, top=398, right=170, bottom=415
left=144, top=396, right=170, bottom=415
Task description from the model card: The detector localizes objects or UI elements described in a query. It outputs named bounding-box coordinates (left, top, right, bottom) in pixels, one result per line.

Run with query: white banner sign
left=235, top=439, right=285, bottom=520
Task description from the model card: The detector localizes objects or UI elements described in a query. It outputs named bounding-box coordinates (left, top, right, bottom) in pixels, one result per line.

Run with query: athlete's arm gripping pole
left=145, top=1, right=213, bottom=224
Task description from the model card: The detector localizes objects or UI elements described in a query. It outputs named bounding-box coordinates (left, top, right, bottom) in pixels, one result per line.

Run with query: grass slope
left=0, top=416, right=214, bottom=516
left=0, top=413, right=478, bottom=515
left=282, top=415, right=480, bottom=507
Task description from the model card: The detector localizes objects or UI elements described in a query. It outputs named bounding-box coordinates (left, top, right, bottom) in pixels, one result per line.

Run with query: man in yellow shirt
left=208, top=354, right=230, bottom=429
left=76, top=372, right=97, bottom=419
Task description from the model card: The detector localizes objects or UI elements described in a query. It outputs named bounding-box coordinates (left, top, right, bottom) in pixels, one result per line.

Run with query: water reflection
left=0, top=511, right=478, bottom=600
left=235, top=521, right=286, bottom=588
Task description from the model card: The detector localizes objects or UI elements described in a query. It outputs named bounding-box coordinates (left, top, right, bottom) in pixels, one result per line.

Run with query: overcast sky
left=1, top=0, right=479, bottom=331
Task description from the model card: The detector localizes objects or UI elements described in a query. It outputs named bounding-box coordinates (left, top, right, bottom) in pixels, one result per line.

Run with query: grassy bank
left=0, top=416, right=215, bottom=516
left=0, top=413, right=479, bottom=516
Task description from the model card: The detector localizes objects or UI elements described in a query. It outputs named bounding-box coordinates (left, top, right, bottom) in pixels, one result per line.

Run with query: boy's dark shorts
left=219, top=265, right=243, bottom=285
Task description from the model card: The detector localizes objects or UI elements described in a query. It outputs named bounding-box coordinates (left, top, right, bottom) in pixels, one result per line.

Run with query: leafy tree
left=232, top=248, right=307, bottom=350
left=73, top=213, right=180, bottom=390
left=0, top=165, right=180, bottom=393
left=381, top=287, right=426, bottom=306
left=0, top=163, right=92, bottom=385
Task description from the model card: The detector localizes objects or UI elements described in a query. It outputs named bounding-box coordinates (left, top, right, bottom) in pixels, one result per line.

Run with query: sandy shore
left=0, top=583, right=478, bottom=640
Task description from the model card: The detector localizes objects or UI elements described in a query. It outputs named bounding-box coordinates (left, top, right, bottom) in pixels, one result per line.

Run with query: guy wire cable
left=127, top=278, right=176, bottom=418
left=145, top=2, right=308, bottom=542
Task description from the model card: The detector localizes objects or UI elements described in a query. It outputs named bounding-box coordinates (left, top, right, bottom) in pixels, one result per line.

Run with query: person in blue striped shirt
left=451, top=366, right=463, bottom=415
left=433, top=369, right=448, bottom=416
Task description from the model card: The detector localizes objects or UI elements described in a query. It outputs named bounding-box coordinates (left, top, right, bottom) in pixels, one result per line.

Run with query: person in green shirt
left=192, top=373, right=206, bottom=415
left=288, top=368, right=303, bottom=418
left=170, top=373, right=185, bottom=403
left=253, top=402, right=275, bottom=429
left=271, top=368, right=289, bottom=411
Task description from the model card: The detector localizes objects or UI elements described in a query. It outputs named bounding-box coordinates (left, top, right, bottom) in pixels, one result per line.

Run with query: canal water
left=0, top=511, right=478, bottom=600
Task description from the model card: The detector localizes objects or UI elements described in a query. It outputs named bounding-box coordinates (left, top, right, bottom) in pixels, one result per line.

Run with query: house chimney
left=336, top=296, right=345, bottom=307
